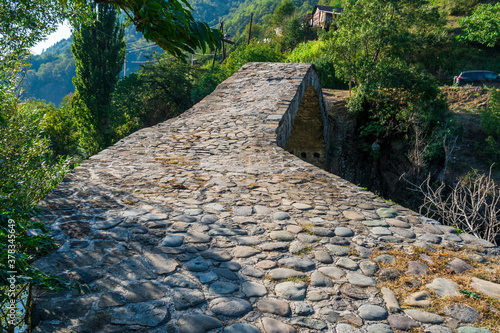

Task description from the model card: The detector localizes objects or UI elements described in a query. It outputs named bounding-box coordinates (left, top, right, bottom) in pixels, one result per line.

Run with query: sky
left=31, top=22, right=72, bottom=55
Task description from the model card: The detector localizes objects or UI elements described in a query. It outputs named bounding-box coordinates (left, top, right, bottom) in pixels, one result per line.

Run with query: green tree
left=38, top=95, right=84, bottom=162
left=326, top=0, right=450, bottom=169
left=460, top=3, right=500, bottom=47
left=111, top=56, right=193, bottom=140
left=272, top=0, right=296, bottom=26
left=327, top=0, right=444, bottom=89
left=71, top=2, right=126, bottom=149
left=279, top=15, right=305, bottom=51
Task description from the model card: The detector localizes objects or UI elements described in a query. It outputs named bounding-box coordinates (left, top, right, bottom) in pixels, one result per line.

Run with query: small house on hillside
left=311, top=5, right=343, bottom=28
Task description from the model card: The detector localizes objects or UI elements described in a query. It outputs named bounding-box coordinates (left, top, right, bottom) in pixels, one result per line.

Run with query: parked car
left=454, top=70, right=500, bottom=87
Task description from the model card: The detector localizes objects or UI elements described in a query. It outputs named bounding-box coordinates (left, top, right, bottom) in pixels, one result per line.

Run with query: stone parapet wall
left=31, top=63, right=499, bottom=333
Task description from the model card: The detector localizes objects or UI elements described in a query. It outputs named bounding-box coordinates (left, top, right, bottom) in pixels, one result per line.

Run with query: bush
left=111, top=55, right=193, bottom=141
left=286, top=41, right=347, bottom=89
left=223, top=42, right=285, bottom=75
left=0, top=91, right=73, bottom=331
left=459, top=3, right=500, bottom=47
left=21, top=98, right=84, bottom=163
left=481, top=88, right=500, bottom=139
left=191, top=65, right=228, bottom=104
left=351, top=59, right=449, bottom=144
left=70, top=93, right=101, bottom=157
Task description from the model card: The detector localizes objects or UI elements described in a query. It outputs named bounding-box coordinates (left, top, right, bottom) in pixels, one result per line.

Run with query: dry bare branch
left=403, top=166, right=500, bottom=244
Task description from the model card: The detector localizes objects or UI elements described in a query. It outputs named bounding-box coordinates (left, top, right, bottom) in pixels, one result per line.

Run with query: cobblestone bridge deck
left=33, top=63, right=500, bottom=333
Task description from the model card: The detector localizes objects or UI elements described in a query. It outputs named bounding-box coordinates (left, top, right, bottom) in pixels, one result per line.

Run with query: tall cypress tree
left=71, top=2, right=125, bottom=149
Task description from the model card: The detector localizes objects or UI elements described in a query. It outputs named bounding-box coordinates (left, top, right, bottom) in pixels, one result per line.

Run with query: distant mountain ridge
left=23, top=23, right=162, bottom=105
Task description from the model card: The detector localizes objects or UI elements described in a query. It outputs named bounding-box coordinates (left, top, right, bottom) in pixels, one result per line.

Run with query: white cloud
left=31, top=21, right=72, bottom=55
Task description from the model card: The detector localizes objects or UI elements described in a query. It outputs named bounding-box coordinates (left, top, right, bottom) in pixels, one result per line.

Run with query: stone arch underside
left=274, top=64, right=329, bottom=169
left=284, top=85, right=326, bottom=168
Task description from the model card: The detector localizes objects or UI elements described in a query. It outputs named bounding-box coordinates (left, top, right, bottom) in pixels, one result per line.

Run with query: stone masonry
left=32, top=63, right=500, bottom=333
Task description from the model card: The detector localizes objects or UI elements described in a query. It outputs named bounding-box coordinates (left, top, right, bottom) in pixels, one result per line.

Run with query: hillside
left=190, top=0, right=246, bottom=26
left=22, top=24, right=162, bottom=106
left=222, top=0, right=340, bottom=36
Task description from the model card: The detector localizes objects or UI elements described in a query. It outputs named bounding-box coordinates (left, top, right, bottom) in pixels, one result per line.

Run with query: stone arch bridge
left=32, top=63, right=499, bottom=333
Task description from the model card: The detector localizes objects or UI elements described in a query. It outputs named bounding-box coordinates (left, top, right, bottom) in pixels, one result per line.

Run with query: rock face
left=30, top=63, right=498, bottom=333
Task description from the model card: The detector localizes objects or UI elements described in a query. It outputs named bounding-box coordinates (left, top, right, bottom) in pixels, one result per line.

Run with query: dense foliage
left=324, top=0, right=449, bottom=152
left=0, top=92, right=73, bottom=331
left=111, top=56, right=194, bottom=139
left=459, top=2, right=500, bottom=47
left=286, top=41, right=345, bottom=89
left=327, top=0, right=445, bottom=88
left=224, top=42, right=285, bottom=74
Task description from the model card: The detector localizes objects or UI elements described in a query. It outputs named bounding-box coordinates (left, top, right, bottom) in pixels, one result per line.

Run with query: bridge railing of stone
left=31, top=62, right=499, bottom=333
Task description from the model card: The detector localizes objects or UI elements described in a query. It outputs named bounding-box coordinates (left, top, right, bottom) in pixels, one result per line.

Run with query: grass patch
left=285, top=276, right=310, bottom=284
left=301, top=224, right=314, bottom=234
left=373, top=246, right=500, bottom=330
left=296, top=246, right=312, bottom=255
left=348, top=248, right=360, bottom=257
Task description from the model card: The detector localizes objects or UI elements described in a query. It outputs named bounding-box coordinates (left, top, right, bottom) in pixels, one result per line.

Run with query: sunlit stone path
left=32, top=63, right=500, bottom=333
